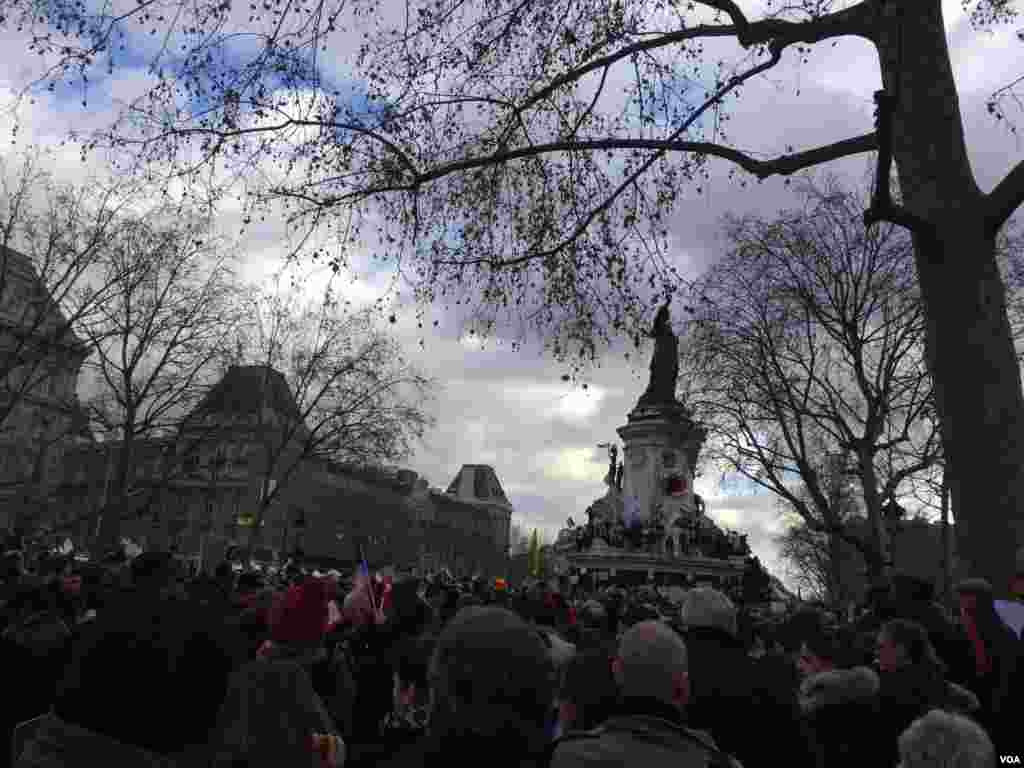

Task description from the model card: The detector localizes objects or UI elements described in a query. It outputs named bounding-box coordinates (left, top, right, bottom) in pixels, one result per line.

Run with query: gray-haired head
left=898, top=709, right=994, bottom=768
left=613, top=620, right=689, bottom=710
left=679, top=587, right=737, bottom=637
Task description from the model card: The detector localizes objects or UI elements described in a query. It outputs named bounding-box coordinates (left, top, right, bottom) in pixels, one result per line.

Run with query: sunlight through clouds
left=536, top=446, right=605, bottom=484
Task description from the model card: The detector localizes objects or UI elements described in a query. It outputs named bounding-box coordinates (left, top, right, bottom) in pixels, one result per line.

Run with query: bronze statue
left=602, top=443, right=618, bottom=487
left=615, top=461, right=624, bottom=491
left=638, top=302, right=679, bottom=406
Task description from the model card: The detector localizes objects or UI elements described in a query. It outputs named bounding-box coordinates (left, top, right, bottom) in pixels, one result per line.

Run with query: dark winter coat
left=258, top=641, right=357, bottom=740
left=210, top=656, right=343, bottom=768
left=1, top=612, right=73, bottom=768
left=550, top=697, right=741, bottom=768
left=380, top=731, right=555, bottom=768
left=681, top=626, right=762, bottom=767
left=749, top=652, right=810, bottom=768
left=877, top=662, right=980, bottom=766
left=14, top=715, right=195, bottom=768
left=52, top=591, right=234, bottom=755
left=346, top=623, right=400, bottom=746
left=798, top=667, right=886, bottom=768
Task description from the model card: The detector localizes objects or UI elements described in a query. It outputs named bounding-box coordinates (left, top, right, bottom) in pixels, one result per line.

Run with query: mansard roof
left=191, top=365, right=302, bottom=422
left=0, top=244, right=87, bottom=354
left=445, top=464, right=512, bottom=509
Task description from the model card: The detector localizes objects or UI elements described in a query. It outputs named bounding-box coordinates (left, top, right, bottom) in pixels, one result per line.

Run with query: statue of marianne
left=638, top=302, right=679, bottom=406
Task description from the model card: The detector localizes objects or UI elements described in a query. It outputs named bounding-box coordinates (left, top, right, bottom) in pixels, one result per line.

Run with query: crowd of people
left=1, top=543, right=1023, bottom=768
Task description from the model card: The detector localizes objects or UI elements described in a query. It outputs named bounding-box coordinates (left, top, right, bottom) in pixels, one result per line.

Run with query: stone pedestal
left=617, top=400, right=706, bottom=557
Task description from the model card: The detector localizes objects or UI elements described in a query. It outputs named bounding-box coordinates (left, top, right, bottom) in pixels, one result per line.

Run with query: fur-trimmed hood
left=799, top=667, right=880, bottom=715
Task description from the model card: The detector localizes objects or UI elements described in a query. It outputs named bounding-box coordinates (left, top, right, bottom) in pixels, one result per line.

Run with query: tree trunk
left=876, top=0, right=1024, bottom=596
left=941, top=466, right=953, bottom=605
left=96, top=433, right=134, bottom=553
left=828, top=528, right=843, bottom=609
left=859, top=448, right=892, bottom=591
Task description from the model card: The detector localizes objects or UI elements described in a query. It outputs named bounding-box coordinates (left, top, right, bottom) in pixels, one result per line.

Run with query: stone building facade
left=0, top=245, right=91, bottom=536
left=43, top=364, right=513, bottom=577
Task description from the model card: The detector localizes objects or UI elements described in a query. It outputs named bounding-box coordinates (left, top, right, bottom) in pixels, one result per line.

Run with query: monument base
left=566, top=549, right=747, bottom=587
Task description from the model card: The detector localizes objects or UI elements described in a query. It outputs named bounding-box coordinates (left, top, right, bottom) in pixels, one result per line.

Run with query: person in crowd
left=437, top=587, right=460, bottom=627
left=214, top=561, right=237, bottom=600
left=954, top=577, right=1021, bottom=753
left=342, top=572, right=401, bottom=747
left=387, top=578, right=432, bottom=639
left=383, top=606, right=557, bottom=768
left=259, top=577, right=354, bottom=737
left=797, top=630, right=884, bottom=768
left=675, top=588, right=762, bottom=767
left=1, top=550, right=26, bottom=605
left=236, top=606, right=271, bottom=661
left=211, top=648, right=344, bottom=768
left=572, top=600, right=616, bottom=657
left=16, top=552, right=236, bottom=767
left=492, top=578, right=509, bottom=608
left=535, top=610, right=577, bottom=673
left=551, top=620, right=741, bottom=768
left=557, top=647, right=619, bottom=736
left=897, top=710, right=995, bottom=768
left=347, top=631, right=437, bottom=768
left=382, top=632, right=434, bottom=739
left=1, top=581, right=74, bottom=768
left=796, top=629, right=848, bottom=678
left=236, top=572, right=268, bottom=610
left=875, top=618, right=980, bottom=766
left=887, top=572, right=970, bottom=684
left=456, top=592, right=480, bottom=613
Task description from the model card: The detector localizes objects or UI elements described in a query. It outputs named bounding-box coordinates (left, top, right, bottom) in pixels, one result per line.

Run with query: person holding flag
left=343, top=550, right=387, bottom=627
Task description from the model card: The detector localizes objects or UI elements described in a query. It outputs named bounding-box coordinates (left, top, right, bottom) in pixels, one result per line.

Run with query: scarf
left=958, top=594, right=992, bottom=677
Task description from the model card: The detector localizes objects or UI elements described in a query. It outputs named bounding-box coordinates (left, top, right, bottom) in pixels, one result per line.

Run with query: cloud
left=3, top=0, right=1022, bottom=595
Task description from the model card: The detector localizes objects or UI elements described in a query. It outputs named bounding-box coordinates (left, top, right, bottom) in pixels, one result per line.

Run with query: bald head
left=614, top=620, right=689, bottom=707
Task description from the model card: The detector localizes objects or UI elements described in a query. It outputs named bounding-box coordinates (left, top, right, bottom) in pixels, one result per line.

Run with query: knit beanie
left=269, top=578, right=330, bottom=646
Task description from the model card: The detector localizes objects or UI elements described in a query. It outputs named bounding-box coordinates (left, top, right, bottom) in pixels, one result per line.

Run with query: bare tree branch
left=985, top=157, right=1024, bottom=237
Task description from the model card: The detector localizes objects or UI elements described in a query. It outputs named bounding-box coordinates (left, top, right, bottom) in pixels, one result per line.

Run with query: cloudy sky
left=1, top=0, right=1021, bottom=586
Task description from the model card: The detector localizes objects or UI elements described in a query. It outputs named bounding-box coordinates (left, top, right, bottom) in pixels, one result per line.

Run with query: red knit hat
left=269, top=578, right=330, bottom=646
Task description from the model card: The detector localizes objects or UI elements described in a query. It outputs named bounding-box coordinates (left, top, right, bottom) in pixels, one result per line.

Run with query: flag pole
left=360, top=543, right=377, bottom=617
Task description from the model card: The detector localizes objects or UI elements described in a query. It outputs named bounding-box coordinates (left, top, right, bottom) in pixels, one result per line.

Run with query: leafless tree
left=80, top=204, right=245, bottom=550
left=777, top=520, right=831, bottom=603
left=225, top=277, right=436, bottom=559
left=681, top=176, right=941, bottom=593
left=0, top=150, right=145, bottom=536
